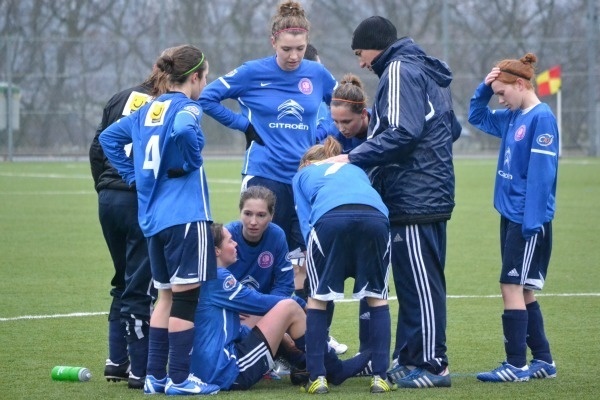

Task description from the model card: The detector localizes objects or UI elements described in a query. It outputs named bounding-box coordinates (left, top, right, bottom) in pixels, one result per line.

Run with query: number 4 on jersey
left=143, top=135, right=161, bottom=178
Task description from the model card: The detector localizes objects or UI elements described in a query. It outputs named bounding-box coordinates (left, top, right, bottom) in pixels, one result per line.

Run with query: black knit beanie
left=351, top=16, right=397, bottom=50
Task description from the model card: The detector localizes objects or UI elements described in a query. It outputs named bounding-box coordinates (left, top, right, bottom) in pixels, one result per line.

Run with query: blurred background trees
left=0, top=0, right=598, bottom=158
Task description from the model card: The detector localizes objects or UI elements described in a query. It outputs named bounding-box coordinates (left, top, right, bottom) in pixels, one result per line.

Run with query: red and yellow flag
left=536, top=65, right=561, bottom=97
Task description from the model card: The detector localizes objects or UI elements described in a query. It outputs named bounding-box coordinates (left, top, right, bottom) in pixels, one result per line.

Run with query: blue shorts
left=241, top=175, right=305, bottom=253
left=230, top=327, right=274, bottom=390
left=306, top=205, right=391, bottom=301
left=148, top=221, right=217, bottom=289
left=499, top=217, right=552, bottom=290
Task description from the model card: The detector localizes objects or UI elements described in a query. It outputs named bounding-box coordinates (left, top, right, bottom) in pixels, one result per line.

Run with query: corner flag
left=536, top=65, right=561, bottom=97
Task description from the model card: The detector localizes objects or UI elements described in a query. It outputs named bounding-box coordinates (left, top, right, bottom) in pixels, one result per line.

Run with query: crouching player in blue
left=468, top=53, right=558, bottom=382
left=100, top=45, right=219, bottom=395
left=226, top=186, right=294, bottom=302
left=292, top=137, right=395, bottom=394
left=190, top=223, right=368, bottom=391
left=225, top=185, right=296, bottom=379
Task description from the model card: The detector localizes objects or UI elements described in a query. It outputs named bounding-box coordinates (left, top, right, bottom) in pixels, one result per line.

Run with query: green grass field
left=1, top=157, right=599, bottom=399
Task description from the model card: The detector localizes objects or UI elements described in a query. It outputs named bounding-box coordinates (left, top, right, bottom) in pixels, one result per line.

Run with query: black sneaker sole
left=105, top=376, right=128, bottom=382
left=128, top=378, right=145, bottom=389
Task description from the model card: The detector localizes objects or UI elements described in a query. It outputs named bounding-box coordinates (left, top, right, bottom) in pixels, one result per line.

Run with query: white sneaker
left=328, top=336, right=348, bottom=355
left=273, top=358, right=291, bottom=375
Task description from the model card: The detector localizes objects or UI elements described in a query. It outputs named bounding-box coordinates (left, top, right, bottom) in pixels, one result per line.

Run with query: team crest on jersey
left=257, top=251, right=274, bottom=269
left=536, top=133, right=554, bottom=146
left=145, top=99, right=171, bottom=126
left=225, top=69, right=238, bottom=78
left=123, top=91, right=152, bottom=116
left=298, top=78, right=313, bottom=95
left=514, top=125, right=526, bottom=141
left=183, top=105, right=200, bottom=116
left=223, top=274, right=237, bottom=291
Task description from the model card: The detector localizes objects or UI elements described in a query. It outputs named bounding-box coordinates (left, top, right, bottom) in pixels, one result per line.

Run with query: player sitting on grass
left=189, top=223, right=370, bottom=391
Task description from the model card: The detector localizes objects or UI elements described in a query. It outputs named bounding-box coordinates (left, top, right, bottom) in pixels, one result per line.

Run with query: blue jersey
left=225, top=221, right=294, bottom=297
left=314, top=102, right=336, bottom=142
left=99, top=92, right=211, bottom=236
left=190, top=267, right=288, bottom=390
left=292, top=162, right=388, bottom=243
left=468, top=82, right=558, bottom=238
left=199, top=56, right=337, bottom=184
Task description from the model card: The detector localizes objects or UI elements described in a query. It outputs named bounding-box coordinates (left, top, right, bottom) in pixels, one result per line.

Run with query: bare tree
left=0, top=0, right=596, bottom=157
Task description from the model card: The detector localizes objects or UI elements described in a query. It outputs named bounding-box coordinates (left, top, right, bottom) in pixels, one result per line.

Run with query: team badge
left=183, top=105, right=200, bottom=116
left=223, top=274, right=237, bottom=291
left=258, top=251, right=274, bottom=269
left=225, top=69, right=238, bottom=78
left=537, top=133, right=554, bottom=146
left=514, top=125, right=526, bottom=141
left=298, top=78, right=313, bottom=95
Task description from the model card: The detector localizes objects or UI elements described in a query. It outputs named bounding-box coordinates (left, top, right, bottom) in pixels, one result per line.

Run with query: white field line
left=1, top=292, right=598, bottom=322
left=0, top=171, right=241, bottom=185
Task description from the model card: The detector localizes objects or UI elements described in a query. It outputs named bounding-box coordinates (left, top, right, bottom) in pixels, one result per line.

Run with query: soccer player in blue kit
left=89, top=65, right=155, bottom=389
left=468, top=53, right=558, bottom=383
left=190, top=223, right=369, bottom=392
left=226, top=186, right=294, bottom=300
left=316, top=73, right=370, bottom=154
left=225, top=186, right=296, bottom=379
left=89, top=48, right=174, bottom=389
left=198, top=0, right=337, bottom=263
left=293, top=137, right=394, bottom=394
left=99, top=45, right=219, bottom=395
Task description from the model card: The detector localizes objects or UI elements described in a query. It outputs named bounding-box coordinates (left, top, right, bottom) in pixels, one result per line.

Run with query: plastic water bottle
left=51, top=366, right=92, bottom=382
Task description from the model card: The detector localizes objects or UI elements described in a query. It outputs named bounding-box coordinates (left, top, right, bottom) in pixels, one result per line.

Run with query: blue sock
left=326, top=301, right=335, bottom=336
left=327, top=349, right=371, bottom=386
left=306, top=309, right=328, bottom=380
left=502, top=310, right=528, bottom=368
left=294, top=335, right=306, bottom=355
left=369, top=304, right=391, bottom=376
left=108, top=318, right=128, bottom=364
left=526, top=301, right=553, bottom=363
left=168, top=328, right=195, bottom=384
left=277, top=335, right=306, bottom=369
left=358, top=298, right=370, bottom=353
left=146, top=327, right=169, bottom=379
left=128, top=336, right=149, bottom=378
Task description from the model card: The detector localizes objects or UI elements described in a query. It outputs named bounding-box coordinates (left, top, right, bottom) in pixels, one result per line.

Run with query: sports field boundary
left=2, top=292, right=598, bottom=322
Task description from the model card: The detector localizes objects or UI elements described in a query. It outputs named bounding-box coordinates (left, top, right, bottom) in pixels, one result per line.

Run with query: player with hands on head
left=100, top=44, right=220, bottom=395
left=199, top=1, right=337, bottom=281
left=293, top=136, right=394, bottom=394
left=468, top=53, right=558, bottom=383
